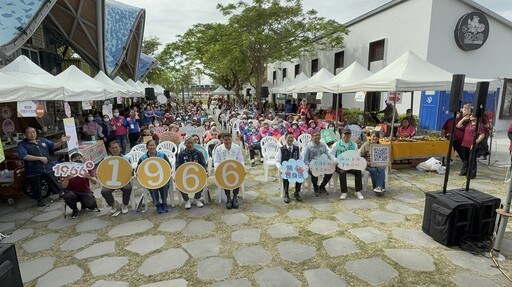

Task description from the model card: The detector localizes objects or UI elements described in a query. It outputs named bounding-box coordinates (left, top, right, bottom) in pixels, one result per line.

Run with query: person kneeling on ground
left=61, top=153, right=98, bottom=219
left=176, top=136, right=206, bottom=209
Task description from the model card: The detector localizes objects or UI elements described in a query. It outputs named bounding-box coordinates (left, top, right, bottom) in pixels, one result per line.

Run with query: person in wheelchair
left=61, top=153, right=98, bottom=219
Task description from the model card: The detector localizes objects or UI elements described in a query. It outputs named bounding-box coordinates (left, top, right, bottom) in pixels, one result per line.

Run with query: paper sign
left=17, top=101, right=44, bottom=117
left=215, top=160, right=245, bottom=190
left=102, top=104, right=113, bottom=119
left=347, top=124, right=362, bottom=141
left=53, top=161, right=95, bottom=177
left=336, top=150, right=367, bottom=171
left=175, top=162, right=208, bottom=194
left=97, top=157, right=132, bottom=189
left=63, top=117, right=79, bottom=152
left=180, top=126, right=206, bottom=137
left=309, top=154, right=336, bottom=176
left=137, top=157, right=172, bottom=189
left=279, top=159, right=309, bottom=183
left=2, top=119, right=15, bottom=134
left=355, top=91, right=366, bottom=102
left=370, top=144, right=391, bottom=167
left=82, top=101, right=93, bottom=110
left=153, top=126, right=169, bottom=134
left=80, top=141, right=108, bottom=164
left=321, top=128, right=337, bottom=143
left=387, top=91, right=403, bottom=104
left=64, top=102, right=72, bottom=118
left=0, top=140, right=5, bottom=164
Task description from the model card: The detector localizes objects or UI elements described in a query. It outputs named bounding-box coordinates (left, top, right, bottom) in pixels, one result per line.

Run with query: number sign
left=136, top=157, right=172, bottom=189
left=175, top=162, right=208, bottom=194
left=53, top=161, right=95, bottom=178
left=215, top=160, right=245, bottom=190
left=97, top=157, right=133, bottom=189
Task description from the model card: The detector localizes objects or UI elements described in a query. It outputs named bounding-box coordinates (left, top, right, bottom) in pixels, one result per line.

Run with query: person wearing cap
left=176, top=136, right=206, bottom=209
left=378, top=100, right=399, bottom=123
left=61, top=152, right=98, bottom=219
left=329, top=127, right=364, bottom=200
left=288, top=121, right=301, bottom=138
left=308, top=120, right=321, bottom=134
left=101, top=140, right=133, bottom=214
left=246, top=124, right=264, bottom=167
left=260, top=120, right=271, bottom=136
left=304, top=130, right=333, bottom=196
left=214, top=132, right=245, bottom=209
left=275, top=132, right=303, bottom=203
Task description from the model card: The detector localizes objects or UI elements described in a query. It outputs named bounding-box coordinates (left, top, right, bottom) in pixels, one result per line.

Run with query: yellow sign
left=215, top=159, right=245, bottom=190
left=136, top=157, right=172, bottom=189
left=175, top=162, right=208, bottom=194
left=97, top=157, right=133, bottom=189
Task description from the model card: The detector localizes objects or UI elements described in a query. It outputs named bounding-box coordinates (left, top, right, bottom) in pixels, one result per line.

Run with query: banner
left=80, top=141, right=108, bottom=164
left=17, top=101, right=45, bottom=117
left=63, top=117, right=79, bottom=152
left=278, top=159, right=309, bottom=183
left=82, top=101, right=93, bottom=110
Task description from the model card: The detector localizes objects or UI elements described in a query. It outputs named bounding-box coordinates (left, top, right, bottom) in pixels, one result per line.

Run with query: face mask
left=87, top=117, right=93, bottom=122
left=292, top=125, right=298, bottom=129
left=299, top=122, right=304, bottom=125
left=311, top=124, right=316, bottom=128
left=113, top=113, right=119, bottom=117
left=251, top=129, right=256, bottom=133
left=155, top=123, right=160, bottom=127
left=272, top=125, right=278, bottom=129
left=104, top=118, right=109, bottom=122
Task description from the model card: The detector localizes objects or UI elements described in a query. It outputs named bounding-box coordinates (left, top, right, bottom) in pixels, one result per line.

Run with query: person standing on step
left=275, top=132, right=303, bottom=203
left=214, top=132, right=245, bottom=209
left=304, top=131, right=332, bottom=197
left=176, top=136, right=206, bottom=210
left=100, top=141, right=132, bottom=214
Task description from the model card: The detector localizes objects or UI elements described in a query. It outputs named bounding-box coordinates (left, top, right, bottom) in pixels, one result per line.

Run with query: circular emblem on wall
left=0, top=106, right=11, bottom=119
left=454, top=11, right=489, bottom=51
left=2, top=119, right=15, bottom=134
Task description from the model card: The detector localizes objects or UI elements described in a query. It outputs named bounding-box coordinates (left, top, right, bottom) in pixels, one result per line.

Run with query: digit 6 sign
left=175, top=162, right=208, bottom=194
left=136, top=157, right=172, bottom=189
left=215, top=159, right=245, bottom=190
left=97, top=157, right=133, bottom=189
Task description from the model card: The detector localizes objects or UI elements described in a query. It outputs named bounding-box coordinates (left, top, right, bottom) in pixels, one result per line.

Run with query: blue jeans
left=149, top=183, right=169, bottom=206
left=116, top=135, right=127, bottom=154
left=367, top=167, right=386, bottom=189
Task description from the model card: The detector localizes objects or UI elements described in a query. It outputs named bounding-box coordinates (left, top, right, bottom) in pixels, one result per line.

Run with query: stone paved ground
left=3, top=135, right=512, bottom=287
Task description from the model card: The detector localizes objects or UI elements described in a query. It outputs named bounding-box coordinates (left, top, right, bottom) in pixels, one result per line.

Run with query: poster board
left=63, top=117, right=79, bottom=152
left=320, top=128, right=337, bottom=143
left=370, top=144, right=391, bottom=167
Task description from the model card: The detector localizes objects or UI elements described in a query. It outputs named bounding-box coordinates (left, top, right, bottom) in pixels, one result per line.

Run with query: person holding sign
left=61, top=153, right=98, bottom=218
left=275, top=132, right=303, bottom=203
left=329, top=127, right=364, bottom=200
left=176, top=136, right=206, bottom=209
left=360, top=131, right=386, bottom=194
left=18, top=127, right=70, bottom=206
left=137, top=140, right=172, bottom=213
left=111, top=109, right=128, bottom=154
left=304, top=131, right=333, bottom=196
left=214, top=133, right=245, bottom=209
left=100, top=141, right=133, bottom=214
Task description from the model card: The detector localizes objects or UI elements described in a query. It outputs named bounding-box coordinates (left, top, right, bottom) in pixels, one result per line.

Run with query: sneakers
left=156, top=203, right=164, bottom=214
left=340, top=193, right=348, bottom=200
left=121, top=204, right=129, bottom=214
left=193, top=199, right=204, bottom=208
left=185, top=200, right=192, bottom=210
left=251, top=162, right=255, bottom=167
left=232, top=198, right=239, bottom=209
left=111, top=201, right=120, bottom=214
left=319, top=186, right=329, bottom=195
left=313, top=186, right=319, bottom=197
left=355, top=191, right=364, bottom=200
left=373, top=187, right=383, bottom=194
left=71, top=209, right=79, bottom=219
left=37, top=199, right=47, bottom=207
left=162, top=203, right=170, bottom=212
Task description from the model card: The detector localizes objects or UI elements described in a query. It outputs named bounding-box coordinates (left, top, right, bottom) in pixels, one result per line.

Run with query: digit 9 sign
left=136, top=157, right=172, bottom=189
left=97, top=157, right=133, bottom=189
left=215, top=160, right=245, bottom=190
left=175, top=162, right=207, bottom=194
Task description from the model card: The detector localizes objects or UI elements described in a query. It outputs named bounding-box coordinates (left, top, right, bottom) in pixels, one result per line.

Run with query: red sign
left=36, top=105, right=45, bottom=118
left=387, top=92, right=403, bottom=104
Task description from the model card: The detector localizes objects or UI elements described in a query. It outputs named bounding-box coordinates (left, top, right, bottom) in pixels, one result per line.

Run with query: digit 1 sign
left=97, top=157, right=133, bottom=189
left=215, top=159, right=245, bottom=190
left=136, top=157, right=172, bottom=189
left=175, top=162, right=208, bottom=194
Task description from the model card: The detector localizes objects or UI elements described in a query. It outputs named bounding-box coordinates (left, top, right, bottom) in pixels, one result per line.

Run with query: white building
left=268, top=0, right=512, bottom=131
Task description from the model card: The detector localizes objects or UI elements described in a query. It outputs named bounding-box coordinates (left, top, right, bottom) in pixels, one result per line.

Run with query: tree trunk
left=254, top=61, right=265, bottom=110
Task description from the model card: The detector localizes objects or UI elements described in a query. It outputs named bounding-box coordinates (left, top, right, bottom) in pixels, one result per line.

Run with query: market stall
left=55, top=141, right=108, bottom=164
left=380, top=138, right=450, bottom=160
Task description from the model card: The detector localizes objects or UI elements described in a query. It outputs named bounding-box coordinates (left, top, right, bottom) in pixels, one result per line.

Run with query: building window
left=500, top=78, right=512, bottom=119
left=282, top=68, right=287, bottom=80
left=295, top=64, right=300, bottom=77
left=368, top=39, right=385, bottom=68
left=311, top=59, right=319, bottom=75
left=334, top=51, right=344, bottom=74
left=272, top=70, right=277, bottom=85
left=21, top=48, right=40, bottom=65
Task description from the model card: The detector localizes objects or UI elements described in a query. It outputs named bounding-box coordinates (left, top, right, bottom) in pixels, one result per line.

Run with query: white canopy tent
left=153, top=85, right=165, bottom=95
left=0, top=71, right=64, bottom=102
left=308, top=62, right=374, bottom=93
left=285, top=68, right=335, bottom=93
left=211, top=86, right=235, bottom=95
left=272, top=72, right=309, bottom=94
left=0, top=55, right=62, bottom=87
left=126, top=79, right=143, bottom=93
left=55, top=65, right=114, bottom=101
left=94, top=71, right=140, bottom=98
left=114, top=76, right=141, bottom=94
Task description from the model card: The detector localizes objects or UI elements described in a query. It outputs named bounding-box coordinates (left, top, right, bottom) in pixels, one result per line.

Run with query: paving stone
left=469, top=182, right=496, bottom=191
left=0, top=210, right=33, bottom=221
left=263, top=184, right=280, bottom=195
left=126, top=235, right=165, bottom=255
left=183, top=237, right=220, bottom=258
left=304, top=268, right=348, bottom=287
left=2, top=228, right=33, bottom=243
left=36, top=264, right=84, bottom=287
left=183, top=219, right=215, bottom=236
left=158, top=219, right=187, bottom=233
left=369, top=210, right=405, bottom=223
left=287, top=208, right=312, bottom=219
left=0, top=206, right=15, bottom=216
left=88, top=256, right=129, bottom=276
left=323, top=237, right=359, bottom=257
left=231, top=228, right=261, bottom=243
left=452, top=272, right=501, bottom=287
left=443, top=251, right=500, bottom=275
left=307, top=219, right=339, bottom=235
left=90, top=280, right=129, bottom=287
left=393, top=192, right=423, bottom=204
left=384, top=249, right=435, bottom=271
left=385, top=202, right=421, bottom=214
left=266, top=196, right=288, bottom=206
left=186, top=206, right=214, bottom=217
left=424, top=177, right=444, bottom=185
left=268, top=223, right=298, bottom=238
left=138, top=248, right=189, bottom=276
left=345, top=258, right=398, bottom=286
left=197, top=257, right=233, bottom=280
left=334, top=212, right=362, bottom=224
left=309, top=198, right=332, bottom=211
left=20, top=256, right=55, bottom=283
left=32, top=210, right=63, bottom=222
left=392, top=228, right=440, bottom=248
left=74, top=241, right=115, bottom=259
left=22, top=233, right=60, bottom=253
left=349, top=227, right=387, bottom=244
left=60, top=233, right=97, bottom=251
left=254, top=267, right=301, bottom=287
left=221, top=213, right=249, bottom=226
left=75, top=218, right=111, bottom=232
left=139, top=279, right=188, bottom=287
left=501, top=238, right=512, bottom=257
left=244, top=190, right=259, bottom=200
left=277, top=241, right=316, bottom=263
left=0, top=222, right=15, bottom=232
left=211, top=278, right=252, bottom=287
left=234, top=245, right=272, bottom=266
left=250, top=204, right=278, bottom=218
left=47, top=218, right=80, bottom=230
left=245, top=180, right=260, bottom=188
left=108, top=219, right=154, bottom=237
left=344, top=200, right=378, bottom=210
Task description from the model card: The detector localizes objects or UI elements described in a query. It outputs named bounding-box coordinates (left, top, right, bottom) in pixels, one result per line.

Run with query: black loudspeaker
left=449, top=74, right=465, bottom=113
left=145, top=88, right=156, bottom=101
left=455, top=188, right=500, bottom=240
left=164, top=90, right=170, bottom=99
left=0, top=244, right=22, bottom=287
left=473, top=81, right=489, bottom=117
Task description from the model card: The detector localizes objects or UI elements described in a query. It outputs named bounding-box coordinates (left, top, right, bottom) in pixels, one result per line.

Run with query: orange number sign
left=97, top=157, right=133, bottom=189
left=175, top=162, right=208, bottom=194
left=136, top=157, right=172, bottom=189
left=215, top=160, right=245, bottom=190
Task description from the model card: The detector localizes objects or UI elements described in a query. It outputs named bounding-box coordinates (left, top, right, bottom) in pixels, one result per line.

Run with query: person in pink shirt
left=288, top=121, right=301, bottom=138
left=111, top=109, right=128, bottom=153
left=396, top=118, right=415, bottom=138
left=457, top=115, right=485, bottom=178
left=259, top=120, right=271, bottom=136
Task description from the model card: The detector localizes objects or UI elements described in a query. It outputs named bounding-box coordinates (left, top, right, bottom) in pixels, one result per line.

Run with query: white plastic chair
left=260, top=136, right=279, bottom=148
left=127, top=151, right=144, bottom=169
left=298, top=134, right=312, bottom=151
left=157, top=141, right=178, bottom=155
left=127, top=151, right=145, bottom=211
left=231, top=119, right=241, bottom=142
left=279, top=135, right=298, bottom=146
left=205, top=139, right=221, bottom=174
left=362, top=168, right=389, bottom=192
left=130, top=143, right=147, bottom=154
left=178, top=141, right=186, bottom=153
left=262, top=142, right=281, bottom=182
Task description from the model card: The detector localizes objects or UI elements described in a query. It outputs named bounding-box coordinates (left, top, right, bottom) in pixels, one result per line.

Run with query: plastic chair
left=205, top=139, right=221, bottom=174
left=231, top=119, right=241, bottom=142
left=260, top=136, right=279, bottom=148
left=298, top=134, right=312, bottom=152
left=157, top=141, right=178, bottom=155
left=130, top=143, right=147, bottom=154
left=262, top=142, right=280, bottom=182
left=127, top=151, right=144, bottom=169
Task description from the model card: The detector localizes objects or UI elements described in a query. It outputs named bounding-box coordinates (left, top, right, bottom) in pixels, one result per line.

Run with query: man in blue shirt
left=176, top=136, right=206, bottom=209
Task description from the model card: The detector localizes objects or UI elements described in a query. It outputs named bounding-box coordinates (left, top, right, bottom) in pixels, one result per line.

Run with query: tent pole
left=335, top=93, right=339, bottom=127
